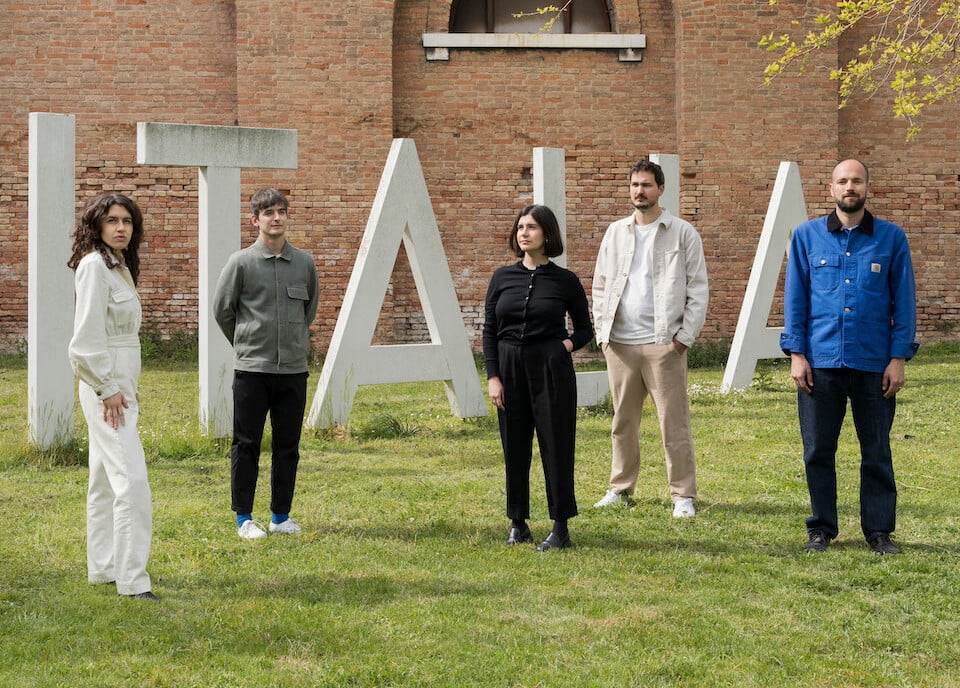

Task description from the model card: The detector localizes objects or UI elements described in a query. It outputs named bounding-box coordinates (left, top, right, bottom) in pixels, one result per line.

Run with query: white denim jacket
left=592, top=208, right=708, bottom=347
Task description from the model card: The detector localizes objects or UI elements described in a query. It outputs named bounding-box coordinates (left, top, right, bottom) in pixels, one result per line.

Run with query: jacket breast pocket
left=859, top=254, right=890, bottom=297
left=286, top=285, right=310, bottom=323
left=810, top=254, right=840, bottom=292
left=660, top=249, right=687, bottom=287
left=108, top=288, right=138, bottom=330
left=110, top=288, right=134, bottom=304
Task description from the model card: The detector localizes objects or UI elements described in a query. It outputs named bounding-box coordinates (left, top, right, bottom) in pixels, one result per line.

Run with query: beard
left=836, top=194, right=866, bottom=213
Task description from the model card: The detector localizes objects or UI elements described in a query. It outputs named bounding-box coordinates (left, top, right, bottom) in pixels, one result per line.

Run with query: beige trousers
left=603, top=341, right=697, bottom=501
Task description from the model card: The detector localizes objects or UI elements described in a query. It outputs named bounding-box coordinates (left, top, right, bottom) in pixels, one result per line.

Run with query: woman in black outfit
left=482, top=204, right=594, bottom=551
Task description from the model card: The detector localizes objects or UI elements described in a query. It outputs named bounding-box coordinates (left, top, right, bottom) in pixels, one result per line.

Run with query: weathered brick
left=1, top=0, right=957, bottom=355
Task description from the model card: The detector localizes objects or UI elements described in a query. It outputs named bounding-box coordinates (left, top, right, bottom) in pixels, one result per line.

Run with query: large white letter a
left=306, top=138, right=487, bottom=429
left=721, top=161, right=807, bottom=391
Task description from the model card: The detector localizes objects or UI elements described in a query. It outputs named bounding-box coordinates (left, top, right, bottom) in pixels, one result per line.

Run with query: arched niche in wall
left=423, top=0, right=643, bottom=61
left=449, top=0, right=612, bottom=34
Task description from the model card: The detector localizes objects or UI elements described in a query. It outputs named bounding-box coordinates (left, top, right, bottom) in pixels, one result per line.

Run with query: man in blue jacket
left=781, top=159, right=918, bottom=555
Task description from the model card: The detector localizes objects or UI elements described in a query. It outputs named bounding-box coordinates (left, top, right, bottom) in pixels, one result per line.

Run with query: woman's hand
left=488, top=376, right=505, bottom=410
left=101, top=391, right=129, bottom=429
left=563, top=338, right=573, bottom=353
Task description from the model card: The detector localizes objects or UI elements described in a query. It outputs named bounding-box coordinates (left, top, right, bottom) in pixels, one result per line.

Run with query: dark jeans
left=798, top=367, right=897, bottom=540
left=230, top=371, right=308, bottom=516
left=496, top=339, right=578, bottom=521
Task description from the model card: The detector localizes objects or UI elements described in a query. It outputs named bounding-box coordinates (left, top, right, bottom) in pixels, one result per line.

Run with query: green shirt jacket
left=214, top=237, right=320, bottom=374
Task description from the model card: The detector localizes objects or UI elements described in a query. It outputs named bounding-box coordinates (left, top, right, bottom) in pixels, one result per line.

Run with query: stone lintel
left=136, top=122, right=297, bottom=169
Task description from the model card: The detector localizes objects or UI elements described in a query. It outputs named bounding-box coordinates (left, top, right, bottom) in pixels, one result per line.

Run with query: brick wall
left=1, top=0, right=238, bottom=351
left=2, top=0, right=957, bottom=356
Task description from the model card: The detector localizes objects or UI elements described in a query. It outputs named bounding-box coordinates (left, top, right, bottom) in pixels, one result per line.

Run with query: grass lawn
left=1, top=346, right=959, bottom=687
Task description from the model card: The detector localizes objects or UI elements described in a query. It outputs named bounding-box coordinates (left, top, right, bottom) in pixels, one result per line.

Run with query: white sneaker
left=268, top=518, right=302, bottom=535
left=594, top=490, right=628, bottom=508
left=673, top=498, right=696, bottom=518
left=238, top=520, right=268, bottom=539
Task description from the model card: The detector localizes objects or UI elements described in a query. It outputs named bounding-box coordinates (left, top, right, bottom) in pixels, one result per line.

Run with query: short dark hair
left=509, top=204, right=564, bottom=259
left=249, top=188, right=289, bottom=217
left=67, top=193, right=145, bottom=284
left=630, top=159, right=665, bottom=188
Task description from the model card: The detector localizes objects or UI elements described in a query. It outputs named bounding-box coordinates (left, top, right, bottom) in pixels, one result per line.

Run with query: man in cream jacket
left=592, top=160, right=708, bottom=517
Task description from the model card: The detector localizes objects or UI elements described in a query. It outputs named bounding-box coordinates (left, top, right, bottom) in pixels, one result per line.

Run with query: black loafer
left=506, top=525, right=533, bottom=545
left=127, top=591, right=160, bottom=602
left=867, top=533, right=901, bottom=555
left=536, top=532, right=571, bottom=551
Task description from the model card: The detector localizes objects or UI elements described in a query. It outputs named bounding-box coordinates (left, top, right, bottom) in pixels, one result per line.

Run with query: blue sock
left=271, top=513, right=288, bottom=525
left=237, top=513, right=252, bottom=528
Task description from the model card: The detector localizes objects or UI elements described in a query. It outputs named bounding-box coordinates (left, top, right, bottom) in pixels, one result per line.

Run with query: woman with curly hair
left=68, top=193, right=157, bottom=601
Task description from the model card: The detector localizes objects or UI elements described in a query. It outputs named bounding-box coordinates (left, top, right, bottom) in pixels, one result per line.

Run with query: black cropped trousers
left=496, top=339, right=579, bottom=521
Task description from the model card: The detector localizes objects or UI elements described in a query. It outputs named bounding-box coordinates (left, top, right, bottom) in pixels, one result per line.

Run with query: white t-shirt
left=609, top=214, right=661, bottom=344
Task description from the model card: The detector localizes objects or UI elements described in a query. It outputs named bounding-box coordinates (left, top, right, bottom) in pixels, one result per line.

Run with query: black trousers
left=230, top=370, right=308, bottom=516
left=497, top=339, right=578, bottom=521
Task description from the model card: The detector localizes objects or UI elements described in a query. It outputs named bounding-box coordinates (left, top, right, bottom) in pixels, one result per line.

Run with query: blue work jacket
left=780, top=210, right=919, bottom=373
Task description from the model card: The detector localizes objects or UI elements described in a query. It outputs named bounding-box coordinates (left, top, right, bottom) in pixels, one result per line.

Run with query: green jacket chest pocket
left=286, top=285, right=310, bottom=323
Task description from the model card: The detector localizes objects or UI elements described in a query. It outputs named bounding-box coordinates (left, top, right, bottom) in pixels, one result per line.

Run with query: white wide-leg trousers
left=80, top=376, right=152, bottom=596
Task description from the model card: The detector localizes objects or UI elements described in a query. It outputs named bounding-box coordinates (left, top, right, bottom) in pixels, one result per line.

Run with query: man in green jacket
left=214, top=189, right=319, bottom=539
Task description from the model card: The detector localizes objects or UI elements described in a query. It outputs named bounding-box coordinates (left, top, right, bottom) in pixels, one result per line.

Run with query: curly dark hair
left=67, top=193, right=144, bottom=284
